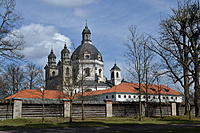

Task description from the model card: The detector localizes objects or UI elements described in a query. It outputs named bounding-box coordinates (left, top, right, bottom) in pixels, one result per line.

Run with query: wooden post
left=13, top=98, right=22, bottom=119
left=104, top=99, right=112, bottom=117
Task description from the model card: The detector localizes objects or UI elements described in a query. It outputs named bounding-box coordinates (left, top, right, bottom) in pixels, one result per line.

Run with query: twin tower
left=44, top=24, right=121, bottom=94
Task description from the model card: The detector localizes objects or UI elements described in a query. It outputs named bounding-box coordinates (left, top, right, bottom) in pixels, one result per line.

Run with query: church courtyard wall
left=0, top=99, right=195, bottom=120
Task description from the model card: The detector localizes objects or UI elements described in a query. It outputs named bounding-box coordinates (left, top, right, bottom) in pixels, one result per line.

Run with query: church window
left=66, top=67, right=69, bottom=75
left=99, top=69, right=102, bottom=76
left=85, top=35, right=88, bottom=40
left=111, top=72, right=114, bottom=79
left=116, top=72, right=119, bottom=78
left=52, top=71, right=55, bottom=76
left=98, top=53, right=101, bottom=60
left=84, top=53, right=90, bottom=59
left=85, top=68, right=90, bottom=76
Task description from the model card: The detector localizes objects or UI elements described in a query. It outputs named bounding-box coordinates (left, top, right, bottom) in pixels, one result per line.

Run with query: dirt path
left=1, top=123, right=200, bottom=133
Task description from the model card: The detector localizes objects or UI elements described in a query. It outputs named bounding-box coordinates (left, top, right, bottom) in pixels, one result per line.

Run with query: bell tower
left=110, top=63, right=121, bottom=85
left=81, top=20, right=92, bottom=44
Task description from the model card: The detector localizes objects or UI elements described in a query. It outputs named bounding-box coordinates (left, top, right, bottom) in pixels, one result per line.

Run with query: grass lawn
left=0, top=116, right=200, bottom=132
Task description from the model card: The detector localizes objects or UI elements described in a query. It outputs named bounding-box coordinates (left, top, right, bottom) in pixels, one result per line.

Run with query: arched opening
left=52, top=71, right=55, bottom=76
left=85, top=68, right=90, bottom=77
left=111, top=71, right=114, bottom=79
left=66, top=67, right=69, bottom=75
left=116, top=72, right=119, bottom=78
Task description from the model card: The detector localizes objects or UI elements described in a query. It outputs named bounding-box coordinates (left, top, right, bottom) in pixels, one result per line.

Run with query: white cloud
left=18, top=23, right=71, bottom=66
left=73, top=8, right=88, bottom=17
left=40, top=0, right=98, bottom=8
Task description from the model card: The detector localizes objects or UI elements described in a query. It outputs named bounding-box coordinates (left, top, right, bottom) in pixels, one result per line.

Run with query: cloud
left=40, top=0, right=98, bottom=8
left=17, top=23, right=71, bottom=66
left=73, top=8, right=88, bottom=17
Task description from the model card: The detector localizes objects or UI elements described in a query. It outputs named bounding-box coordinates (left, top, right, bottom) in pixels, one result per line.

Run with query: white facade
left=45, top=24, right=120, bottom=93
left=95, top=93, right=183, bottom=103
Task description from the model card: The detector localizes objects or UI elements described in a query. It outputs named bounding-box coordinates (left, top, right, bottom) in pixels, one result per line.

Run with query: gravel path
left=0, top=123, right=200, bottom=133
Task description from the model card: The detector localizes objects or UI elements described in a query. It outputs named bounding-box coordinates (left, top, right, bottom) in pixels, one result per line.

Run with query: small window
left=133, top=95, right=136, bottom=98
left=143, top=96, right=146, bottom=98
left=129, top=95, right=131, bottom=98
left=118, top=95, right=121, bottom=98
left=66, top=67, right=69, bottom=75
left=99, top=69, right=102, bottom=76
left=98, top=53, right=101, bottom=60
left=163, top=97, right=165, bottom=99
left=85, top=68, right=90, bottom=76
left=124, top=95, right=126, bottom=98
left=153, top=96, right=156, bottom=99
left=52, top=71, right=55, bottom=76
left=151, top=88, right=156, bottom=91
left=171, top=97, right=174, bottom=99
left=164, top=89, right=169, bottom=92
left=85, top=55, right=90, bottom=59
left=135, top=88, right=139, bottom=91
left=116, top=72, right=119, bottom=78
left=111, top=72, right=114, bottom=79
left=106, top=95, right=108, bottom=99
left=112, top=95, right=114, bottom=98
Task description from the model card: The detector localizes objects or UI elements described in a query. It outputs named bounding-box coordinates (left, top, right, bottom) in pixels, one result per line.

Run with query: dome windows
left=85, top=68, right=90, bottom=77
left=84, top=53, right=90, bottom=59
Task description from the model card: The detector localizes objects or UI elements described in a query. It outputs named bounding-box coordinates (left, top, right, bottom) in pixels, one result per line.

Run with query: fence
left=0, top=99, right=195, bottom=120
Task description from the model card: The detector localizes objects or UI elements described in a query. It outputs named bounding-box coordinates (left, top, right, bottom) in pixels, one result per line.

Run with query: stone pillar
left=141, top=102, right=146, bottom=116
left=104, top=99, right=112, bottom=117
left=63, top=100, right=71, bottom=117
left=171, top=103, right=177, bottom=116
left=13, top=99, right=22, bottom=119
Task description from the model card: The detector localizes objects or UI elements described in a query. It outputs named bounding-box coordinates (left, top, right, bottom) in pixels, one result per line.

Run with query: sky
left=14, top=0, right=178, bottom=80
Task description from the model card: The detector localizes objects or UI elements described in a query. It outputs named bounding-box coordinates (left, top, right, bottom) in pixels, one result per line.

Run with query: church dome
left=71, top=43, right=103, bottom=61
left=82, top=25, right=91, bottom=34
left=48, top=49, right=56, bottom=58
left=61, top=44, right=70, bottom=54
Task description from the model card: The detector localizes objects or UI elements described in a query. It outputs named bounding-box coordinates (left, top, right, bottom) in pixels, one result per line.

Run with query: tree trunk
left=194, top=54, right=200, bottom=117
left=81, top=100, right=85, bottom=120
left=69, top=100, right=73, bottom=122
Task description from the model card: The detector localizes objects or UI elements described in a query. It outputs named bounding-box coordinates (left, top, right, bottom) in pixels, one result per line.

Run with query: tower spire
left=85, top=19, right=88, bottom=27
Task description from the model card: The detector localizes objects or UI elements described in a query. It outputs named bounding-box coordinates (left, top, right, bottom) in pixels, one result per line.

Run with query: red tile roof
left=75, top=82, right=183, bottom=97
left=5, top=89, right=70, bottom=100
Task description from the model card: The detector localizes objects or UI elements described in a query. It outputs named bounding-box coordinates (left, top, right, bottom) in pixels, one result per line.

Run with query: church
left=44, top=23, right=122, bottom=94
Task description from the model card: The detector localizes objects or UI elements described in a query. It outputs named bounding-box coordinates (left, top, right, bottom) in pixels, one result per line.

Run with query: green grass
left=0, top=116, right=200, bottom=132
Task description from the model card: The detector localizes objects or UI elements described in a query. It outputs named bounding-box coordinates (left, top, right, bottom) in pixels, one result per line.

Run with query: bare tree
left=24, top=62, right=44, bottom=89
left=3, top=63, right=25, bottom=96
left=124, top=26, right=155, bottom=120
left=147, top=0, right=200, bottom=117
left=0, top=0, right=24, bottom=61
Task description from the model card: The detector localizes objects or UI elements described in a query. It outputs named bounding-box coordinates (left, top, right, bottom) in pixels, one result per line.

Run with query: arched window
left=99, top=69, right=102, bottom=76
left=85, top=68, right=90, bottom=76
left=52, top=71, right=55, bottom=76
left=111, top=72, right=114, bottom=79
left=66, top=67, right=69, bottom=75
left=116, top=72, right=119, bottom=78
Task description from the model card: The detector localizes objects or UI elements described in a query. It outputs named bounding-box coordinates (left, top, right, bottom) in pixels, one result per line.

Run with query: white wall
left=97, top=93, right=183, bottom=103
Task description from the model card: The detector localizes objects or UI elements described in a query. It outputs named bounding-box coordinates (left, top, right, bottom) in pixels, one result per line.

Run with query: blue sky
left=14, top=0, right=178, bottom=79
